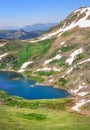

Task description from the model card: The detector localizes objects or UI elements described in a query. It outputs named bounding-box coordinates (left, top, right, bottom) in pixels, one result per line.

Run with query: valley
left=0, top=6, right=90, bottom=130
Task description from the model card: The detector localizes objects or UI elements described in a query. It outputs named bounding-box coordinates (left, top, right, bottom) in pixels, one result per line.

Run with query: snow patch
left=44, top=54, right=62, bottom=65
left=60, top=42, right=65, bottom=45
left=71, top=84, right=87, bottom=95
left=83, top=82, right=85, bottom=85
left=66, top=67, right=73, bottom=74
left=36, top=67, right=61, bottom=72
left=72, top=99, right=90, bottom=111
left=20, top=61, right=33, bottom=69
left=74, top=7, right=88, bottom=14
left=49, top=79, right=54, bottom=82
left=0, top=42, right=7, bottom=47
left=71, top=83, right=89, bottom=97
left=78, top=92, right=89, bottom=96
left=66, top=58, right=90, bottom=74
left=36, top=67, right=52, bottom=72
left=71, top=82, right=88, bottom=97
left=77, top=58, right=90, bottom=65
left=18, top=61, right=33, bottom=72
left=53, top=67, right=61, bottom=72
left=66, top=48, right=83, bottom=65
left=0, top=53, right=8, bottom=60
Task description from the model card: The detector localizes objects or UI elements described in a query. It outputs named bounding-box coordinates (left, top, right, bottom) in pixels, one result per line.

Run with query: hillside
left=0, top=7, right=90, bottom=129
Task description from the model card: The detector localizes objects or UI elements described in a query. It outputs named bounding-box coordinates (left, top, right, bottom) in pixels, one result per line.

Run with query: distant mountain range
left=22, top=23, right=57, bottom=32
left=0, top=23, right=57, bottom=40
left=0, top=29, right=45, bottom=40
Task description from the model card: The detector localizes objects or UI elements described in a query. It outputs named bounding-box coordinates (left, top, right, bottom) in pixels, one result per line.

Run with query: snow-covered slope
left=30, top=7, right=90, bottom=42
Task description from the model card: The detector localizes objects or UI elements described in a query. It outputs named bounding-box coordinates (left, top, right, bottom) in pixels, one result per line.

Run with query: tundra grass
left=0, top=91, right=90, bottom=130
left=15, top=39, right=53, bottom=69
left=0, top=105, right=90, bottom=130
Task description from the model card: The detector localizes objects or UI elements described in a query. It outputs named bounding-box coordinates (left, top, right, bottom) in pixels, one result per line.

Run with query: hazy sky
left=0, top=0, right=90, bottom=27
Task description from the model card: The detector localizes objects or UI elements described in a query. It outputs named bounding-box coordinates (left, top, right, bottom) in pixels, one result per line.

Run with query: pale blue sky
left=0, top=0, right=90, bottom=27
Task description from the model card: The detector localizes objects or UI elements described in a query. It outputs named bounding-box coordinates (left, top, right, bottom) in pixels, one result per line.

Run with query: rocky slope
left=0, top=7, right=90, bottom=114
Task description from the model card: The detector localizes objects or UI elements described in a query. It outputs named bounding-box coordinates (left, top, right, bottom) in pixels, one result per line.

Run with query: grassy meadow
left=0, top=91, right=90, bottom=130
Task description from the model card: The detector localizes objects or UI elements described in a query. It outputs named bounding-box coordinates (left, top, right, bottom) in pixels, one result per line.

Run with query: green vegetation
left=19, top=113, right=47, bottom=120
left=24, top=71, right=45, bottom=83
left=76, top=53, right=84, bottom=60
left=58, top=62, right=67, bottom=67
left=59, top=77, right=68, bottom=86
left=82, top=105, right=90, bottom=111
left=74, top=66, right=81, bottom=71
left=0, top=62, right=6, bottom=69
left=61, top=30, right=74, bottom=37
left=49, top=59, right=59, bottom=64
left=84, top=31, right=90, bottom=40
left=0, top=91, right=70, bottom=110
left=87, top=79, right=90, bottom=84
left=0, top=41, right=22, bottom=55
left=48, top=57, right=68, bottom=68
left=49, top=49, right=58, bottom=58
left=61, top=44, right=76, bottom=52
left=15, top=39, right=53, bottom=69
left=58, top=57, right=68, bottom=67
left=0, top=91, right=90, bottom=130
left=74, top=53, right=84, bottom=63
left=35, top=70, right=55, bottom=77
left=28, top=75, right=44, bottom=83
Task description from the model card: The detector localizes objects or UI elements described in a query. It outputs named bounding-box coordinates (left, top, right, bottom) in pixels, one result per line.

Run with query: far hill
left=0, top=23, right=57, bottom=40
left=22, top=23, right=57, bottom=32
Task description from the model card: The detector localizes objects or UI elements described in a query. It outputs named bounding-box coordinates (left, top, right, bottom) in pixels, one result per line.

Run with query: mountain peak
left=73, top=6, right=90, bottom=16
left=30, top=7, right=90, bottom=42
left=74, top=6, right=90, bottom=12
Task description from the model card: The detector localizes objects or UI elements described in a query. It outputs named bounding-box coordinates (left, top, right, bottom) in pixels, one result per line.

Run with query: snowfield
left=36, top=67, right=52, bottom=72
left=49, top=79, right=54, bottom=82
left=77, top=92, right=89, bottom=96
left=44, top=54, right=62, bottom=65
left=66, top=58, right=90, bottom=74
left=18, top=61, right=33, bottom=72
left=66, top=48, right=83, bottom=65
left=72, top=99, right=90, bottom=111
left=36, top=67, right=61, bottom=72
left=0, top=42, right=7, bottom=47
left=0, top=53, right=8, bottom=60
left=60, top=42, right=65, bottom=45
left=71, top=83, right=88, bottom=97
left=71, top=83, right=87, bottom=94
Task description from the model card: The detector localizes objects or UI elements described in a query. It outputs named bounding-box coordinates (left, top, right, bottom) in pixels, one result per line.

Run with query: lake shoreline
left=0, top=70, right=69, bottom=100
left=0, top=69, right=73, bottom=96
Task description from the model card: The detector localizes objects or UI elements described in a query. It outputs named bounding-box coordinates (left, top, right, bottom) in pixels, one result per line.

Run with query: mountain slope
left=0, top=7, right=90, bottom=114
left=30, top=7, right=90, bottom=42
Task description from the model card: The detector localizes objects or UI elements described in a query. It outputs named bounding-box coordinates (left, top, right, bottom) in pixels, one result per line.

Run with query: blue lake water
left=0, top=71, right=69, bottom=99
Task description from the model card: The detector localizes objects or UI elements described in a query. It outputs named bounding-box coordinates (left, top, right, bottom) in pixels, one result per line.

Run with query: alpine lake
left=0, top=71, right=69, bottom=100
